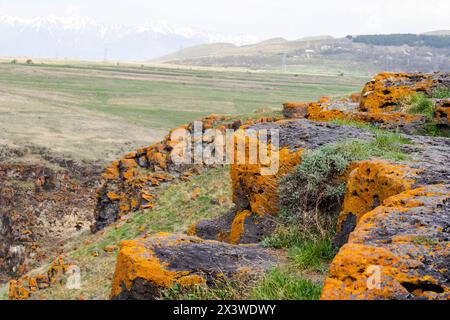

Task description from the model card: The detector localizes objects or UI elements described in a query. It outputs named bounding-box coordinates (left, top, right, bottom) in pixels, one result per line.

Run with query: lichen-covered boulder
left=359, top=72, right=450, bottom=113
left=348, top=111, right=426, bottom=134
left=8, top=256, right=74, bottom=300
left=282, top=95, right=427, bottom=134
left=334, top=160, right=420, bottom=247
left=335, top=134, right=450, bottom=248
left=110, top=233, right=278, bottom=300
left=282, top=102, right=308, bottom=118
left=322, top=185, right=450, bottom=300
left=434, top=99, right=450, bottom=126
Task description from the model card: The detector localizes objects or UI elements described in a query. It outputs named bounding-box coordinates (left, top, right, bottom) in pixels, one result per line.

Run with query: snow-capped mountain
left=0, top=15, right=259, bottom=61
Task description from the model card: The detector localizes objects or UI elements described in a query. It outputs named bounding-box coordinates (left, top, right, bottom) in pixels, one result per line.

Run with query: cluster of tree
left=349, top=34, right=450, bottom=48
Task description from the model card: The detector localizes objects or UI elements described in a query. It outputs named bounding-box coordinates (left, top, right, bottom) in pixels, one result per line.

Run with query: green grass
left=288, top=238, right=334, bottom=273
left=402, top=93, right=435, bottom=121
left=161, top=280, right=245, bottom=300
left=250, top=269, right=322, bottom=300
left=161, top=267, right=324, bottom=301
left=432, top=89, right=450, bottom=99
left=0, top=63, right=364, bottom=131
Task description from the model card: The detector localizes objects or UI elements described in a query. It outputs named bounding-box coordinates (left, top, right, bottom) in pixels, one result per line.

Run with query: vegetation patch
left=399, top=92, right=450, bottom=137
left=400, top=93, right=434, bottom=121
left=250, top=269, right=322, bottom=300
left=160, top=267, right=323, bottom=300
left=278, top=134, right=411, bottom=232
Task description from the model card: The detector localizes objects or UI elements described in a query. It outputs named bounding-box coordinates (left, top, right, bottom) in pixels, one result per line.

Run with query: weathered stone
left=434, top=99, right=450, bottom=126
left=110, top=233, right=278, bottom=300
left=0, top=147, right=99, bottom=283
left=322, top=185, right=450, bottom=300
left=359, top=72, right=450, bottom=113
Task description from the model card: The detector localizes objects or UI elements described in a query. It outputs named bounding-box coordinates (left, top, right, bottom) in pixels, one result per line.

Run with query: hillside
left=3, top=70, right=450, bottom=300
left=153, top=33, right=450, bottom=75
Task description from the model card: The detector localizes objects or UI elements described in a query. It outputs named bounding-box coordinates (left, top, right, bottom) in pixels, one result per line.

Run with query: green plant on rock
left=432, top=88, right=450, bottom=99
left=400, top=93, right=434, bottom=121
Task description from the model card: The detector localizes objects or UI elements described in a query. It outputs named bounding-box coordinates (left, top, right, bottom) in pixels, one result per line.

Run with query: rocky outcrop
left=8, top=256, right=74, bottom=300
left=282, top=95, right=427, bottom=134
left=434, top=99, right=450, bottom=126
left=192, top=120, right=374, bottom=244
left=93, top=115, right=279, bottom=232
left=322, top=185, right=450, bottom=300
left=110, top=233, right=278, bottom=300
left=359, top=72, right=450, bottom=113
left=0, top=146, right=100, bottom=283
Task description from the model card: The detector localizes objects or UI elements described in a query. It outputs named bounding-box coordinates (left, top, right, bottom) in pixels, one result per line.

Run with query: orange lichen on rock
left=8, top=256, right=73, bottom=300
left=359, top=72, right=436, bottom=113
left=110, top=238, right=206, bottom=299
left=337, top=160, right=420, bottom=232
left=283, top=100, right=346, bottom=122
left=230, top=129, right=303, bottom=217
left=282, top=102, right=309, bottom=119
left=110, top=233, right=277, bottom=300
left=322, top=185, right=450, bottom=300
left=348, top=111, right=425, bottom=128
left=350, top=93, right=361, bottom=103
left=434, top=99, right=450, bottom=126
left=228, top=210, right=252, bottom=244
left=190, top=187, right=202, bottom=200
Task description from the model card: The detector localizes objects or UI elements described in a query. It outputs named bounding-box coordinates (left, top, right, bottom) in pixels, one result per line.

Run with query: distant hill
left=423, top=30, right=450, bottom=36
left=153, top=33, right=450, bottom=74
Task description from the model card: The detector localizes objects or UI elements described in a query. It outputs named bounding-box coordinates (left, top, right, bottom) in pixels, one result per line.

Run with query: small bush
left=250, top=269, right=322, bottom=300
left=26, top=59, right=33, bottom=65
left=10, top=59, right=17, bottom=64
left=278, top=134, right=410, bottom=236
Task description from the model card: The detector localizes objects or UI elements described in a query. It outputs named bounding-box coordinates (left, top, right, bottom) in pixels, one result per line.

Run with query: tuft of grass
left=288, top=237, right=334, bottom=273
left=250, top=269, right=322, bottom=300
left=401, top=93, right=434, bottom=121
left=161, top=279, right=245, bottom=300
left=432, top=89, right=450, bottom=99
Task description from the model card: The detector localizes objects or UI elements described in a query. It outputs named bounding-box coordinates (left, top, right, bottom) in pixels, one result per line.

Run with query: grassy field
left=0, top=60, right=366, bottom=163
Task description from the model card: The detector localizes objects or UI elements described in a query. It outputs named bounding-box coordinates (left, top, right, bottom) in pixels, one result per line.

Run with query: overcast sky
left=1, top=0, right=449, bottom=40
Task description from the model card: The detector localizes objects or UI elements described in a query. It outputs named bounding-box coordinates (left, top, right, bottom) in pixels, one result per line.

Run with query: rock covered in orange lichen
left=110, top=233, right=277, bottom=300
left=322, top=184, right=450, bottom=300
left=347, top=111, right=426, bottom=134
left=282, top=102, right=308, bottom=118
left=334, top=160, right=420, bottom=247
left=359, top=72, right=450, bottom=113
left=350, top=93, right=361, bottom=103
left=434, top=99, right=450, bottom=126
left=8, top=256, right=73, bottom=300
